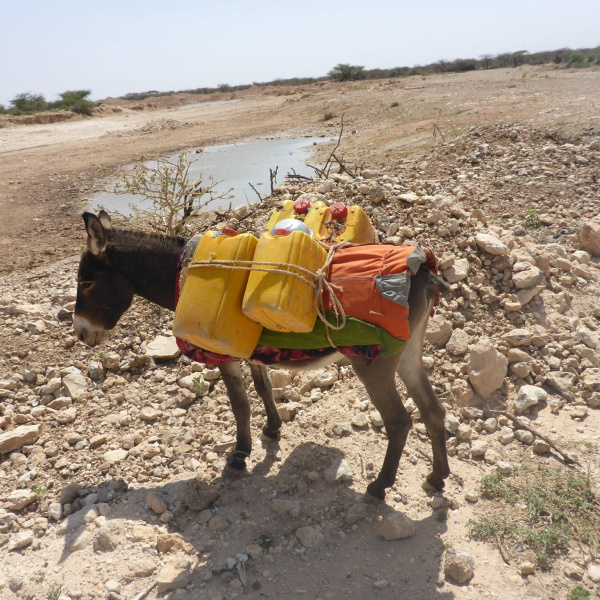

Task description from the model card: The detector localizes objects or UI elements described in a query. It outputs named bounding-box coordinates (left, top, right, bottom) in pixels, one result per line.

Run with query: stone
left=60, top=482, right=81, bottom=505
left=514, top=385, right=547, bottom=413
left=69, top=527, right=93, bottom=551
left=516, top=284, right=545, bottom=307
left=471, top=439, right=488, bottom=457
left=147, top=492, right=168, bottom=514
left=514, top=429, right=535, bottom=445
left=7, top=530, right=34, bottom=551
left=90, top=434, right=107, bottom=448
left=587, top=564, right=600, bottom=584
left=93, top=524, right=122, bottom=551
left=426, top=315, right=453, bottom=347
left=121, top=558, right=157, bottom=581
left=370, top=410, right=384, bottom=427
left=510, top=362, right=530, bottom=378
left=156, top=558, right=193, bottom=593
left=564, top=562, right=584, bottom=581
left=296, top=525, right=323, bottom=547
left=451, top=380, right=474, bottom=406
left=313, top=370, right=337, bottom=388
left=324, top=459, right=353, bottom=483
left=520, top=561, right=536, bottom=576
left=581, top=368, right=600, bottom=392
left=208, top=516, right=228, bottom=532
left=577, top=217, right=600, bottom=255
left=104, top=449, right=128, bottom=463
left=48, top=502, right=63, bottom=521
left=351, top=412, right=370, bottom=428
left=532, top=440, right=551, bottom=454
left=444, top=550, right=475, bottom=583
left=503, top=329, right=531, bottom=347
left=272, top=499, right=301, bottom=518
left=374, top=512, right=417, bottom=540
left=277, top=403, right=300, bottom=422
left=346, top=503, right=370, bottom=524
left=499, top=427, right=515, bottom=445
left=140, top=406, right=160, bottom=421
left=56, top=505, right=99, bottom=534
left=444, top=258, right=469, bottom=283
left=398, top=192, right=419, bottom=203
left=56, top=407, right=77, bottom=424
left=0, top=424, right=41, bottom=453
left=446, top=329, right=469, bottom=355
left=512, top=267, right=544, bottom=289
left=62, top=372, right=88, bottom=399
left=468, top=338, right=507, bottom=399
left=475, top=233, right=509, bottom=255
left=546, top=371, right=577, bottom=395
left=132, top=524, right=157, bottom=544
left=5, top=489, right=37, bottom=511
left=146, top=335, right=181, bottom=359
left=269, top=370, right=292, bottom=388
left=465, top=490, right=480, bottom=503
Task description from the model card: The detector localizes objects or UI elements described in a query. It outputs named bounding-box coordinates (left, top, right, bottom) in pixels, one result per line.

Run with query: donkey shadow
left=58, top=442, right=456, bottom=600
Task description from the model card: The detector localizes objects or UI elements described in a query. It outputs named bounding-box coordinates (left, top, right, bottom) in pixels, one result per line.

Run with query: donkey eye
left=79, top=281, right=94, bottom=290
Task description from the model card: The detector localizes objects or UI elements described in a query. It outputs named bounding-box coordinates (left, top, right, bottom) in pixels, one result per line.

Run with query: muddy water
left=91, top=136, right=328, bottom=215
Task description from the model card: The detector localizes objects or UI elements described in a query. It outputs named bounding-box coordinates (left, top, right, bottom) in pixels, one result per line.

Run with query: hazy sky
left=1, top=0, right=599, bottom=106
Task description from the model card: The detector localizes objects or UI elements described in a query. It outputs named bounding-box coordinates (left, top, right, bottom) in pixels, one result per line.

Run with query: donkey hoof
left=260, top=428, right=280, bottom=442
left=225, top=453, right=247, bottom=472
left=422, top=474, right=445, bottom=493
left=364, top=484, right=386, bottom=504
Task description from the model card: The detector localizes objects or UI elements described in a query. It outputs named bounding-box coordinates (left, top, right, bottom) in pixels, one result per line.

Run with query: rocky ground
left=1, top=68, right=600, bottom=600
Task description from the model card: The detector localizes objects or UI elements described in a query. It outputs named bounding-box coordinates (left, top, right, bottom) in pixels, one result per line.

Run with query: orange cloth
left=325, top=244, right=417, bottom=340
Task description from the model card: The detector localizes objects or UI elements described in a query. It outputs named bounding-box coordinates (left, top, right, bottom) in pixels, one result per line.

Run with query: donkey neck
left=106, top=230, right=185, bottom=311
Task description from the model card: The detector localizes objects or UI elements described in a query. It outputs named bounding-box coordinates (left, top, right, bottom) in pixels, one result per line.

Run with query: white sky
left=1, top=0, right=599, bottom=106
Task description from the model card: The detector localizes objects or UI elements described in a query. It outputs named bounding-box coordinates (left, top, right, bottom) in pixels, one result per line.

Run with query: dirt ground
left=0, top=66, right=599, bottom=600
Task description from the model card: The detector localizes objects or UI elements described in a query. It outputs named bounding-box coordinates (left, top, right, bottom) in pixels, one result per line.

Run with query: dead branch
left=433, top=122, right=446, bottom=142
left=324, top=114, right=345, bottom=178
left=269, top=166, right=278, bottom=195
left=495, top=535, right=511, bottom=565
left=248, top=182, right=264, bottom=202
left=489, top=410, right=577, bottom=465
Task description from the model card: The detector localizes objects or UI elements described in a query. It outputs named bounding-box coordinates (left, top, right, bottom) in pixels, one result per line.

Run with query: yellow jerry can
left=172, top=230, right=262, bottom=358
left=337, top=205, right=378, bottom=243
left=304, top=202, right=377, bottom=243
left=265, top=200, right=296, bottom=233
left=242, top=230, right=328, bottom=333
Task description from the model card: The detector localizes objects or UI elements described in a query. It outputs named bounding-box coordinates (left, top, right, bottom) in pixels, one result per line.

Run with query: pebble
left=444, top=550, right=475, bottom=583
left=323, top=459, right=353, bottom=483
left=374, top=512, right=416, bottom=540
left=296, top=525, right=323, bottom=547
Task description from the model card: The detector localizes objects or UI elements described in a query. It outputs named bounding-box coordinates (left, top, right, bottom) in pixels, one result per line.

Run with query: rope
left=187, top=242, right=348, bottom=347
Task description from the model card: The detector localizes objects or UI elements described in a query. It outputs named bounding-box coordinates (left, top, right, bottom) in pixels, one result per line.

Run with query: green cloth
left=258, top=314, right=405, bottom=358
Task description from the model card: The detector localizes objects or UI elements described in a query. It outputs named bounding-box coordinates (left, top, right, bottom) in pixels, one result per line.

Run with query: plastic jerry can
left=337, top=205, right=378, bottom=243
left=265, top=200, right=297, bottom=234
left=305, top=202, right=377, bottom=244
left=242, top=230, right=328, bottom=333
left=172, top=230, right=262, bottom=358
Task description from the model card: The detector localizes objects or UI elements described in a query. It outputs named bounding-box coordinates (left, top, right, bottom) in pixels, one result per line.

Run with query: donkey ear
left=82, top=212, right=107, bottom=255
left=98, top=210, right=112, bottom=230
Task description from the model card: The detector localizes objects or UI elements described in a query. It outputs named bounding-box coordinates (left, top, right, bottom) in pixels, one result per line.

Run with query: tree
left=328, top=64, right=365, bottom=82
left=479, top=54, right=494, bottom=69
left=10, top=92, right=47, bottom=112
left=511, top=51, right=528, bottom=67
left=53, top=89, right=95, bottom=115
left=435, top=60, right=449, bottom=73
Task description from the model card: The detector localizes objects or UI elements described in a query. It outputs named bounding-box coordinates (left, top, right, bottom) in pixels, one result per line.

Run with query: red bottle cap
left=272, top=229, right=292, bottom=236
left=294, top=198, right=311, bottom=214
left=220, top=228, right=239, bottom=236
left=330, top=202, right=348, bottom=220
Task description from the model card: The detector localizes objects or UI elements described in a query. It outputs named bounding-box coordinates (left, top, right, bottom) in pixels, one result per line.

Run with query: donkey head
left=74, top=211, right=135, bottom=346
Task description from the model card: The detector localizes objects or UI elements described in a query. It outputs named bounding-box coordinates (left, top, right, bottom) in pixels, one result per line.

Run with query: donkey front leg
left=249, top=364, right=282, bottom=440
left=349, top=354, right=413, bottom=502
left=219, top=361, right=252, bottom=471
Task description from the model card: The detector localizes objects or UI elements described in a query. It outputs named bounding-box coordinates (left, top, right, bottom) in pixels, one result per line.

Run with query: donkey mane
left=106, top=228, right=185, bottom=254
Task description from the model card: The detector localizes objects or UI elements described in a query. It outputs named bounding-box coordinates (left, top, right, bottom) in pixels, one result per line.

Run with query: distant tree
left=10, top=92, right=47, bottom=112
left=495, top=53, right=511, bottom=67
left=328, top=64, right=365, bottom=82
left=217, top=83, right=231, bottom=92
left=435, top=60, right=449, bottom=73
left=479, top=54, right=494, bottom=69
left=511, top=51, right=528, bottom=67
left=51, top=89, right=94, bottom=115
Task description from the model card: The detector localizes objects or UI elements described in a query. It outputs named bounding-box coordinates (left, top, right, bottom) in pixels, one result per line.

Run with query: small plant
left=530, top=132, right=539, bottom=144
left=468, top=466, right=600, bottom=570
left=32, top=485, right=48, bottom=497
left=47, top=583, right=61, bottom=600
left=111, top=151, right=232, bottom=236
left=390, top=102, right=399, bottom=108
left=323, top=111, right=335, bottom=121
left=192, top=376, right=207, bottom=397
left=95, top=351, right=106, bottom=362
left=35, top=570, right=46, bottom=583
left=569, top=585, right=591, bottom=600
left=525, top=207, right=541, bottom=228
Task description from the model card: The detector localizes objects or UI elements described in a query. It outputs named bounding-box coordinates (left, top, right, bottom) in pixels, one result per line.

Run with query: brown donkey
left=74, top=211, right=451, bottom=502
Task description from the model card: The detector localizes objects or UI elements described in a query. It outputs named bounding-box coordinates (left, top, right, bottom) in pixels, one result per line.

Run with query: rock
left=514, top=429, right=535, bottom=445
left=56, top=505, right=99, bottom=534
left=514, top=385, right=547, bottom=413
left=475, top=233, right=509, bottom=255
left=147, top=492, right=168, bottom=514
left=510, top=362, right=530, bottom=378
left=48, top=502, right=63, bottom=521
left=351, top=412, right=370, bottom=428
left=9, top=577, right=23, bottom=592
left=62, top=372, right=87, bottom=399
left=444, top=258, right=469, bottom=283
left=345, top=503, right=370, bottom=524
left=103, top=449, right=128, bottom=463
left=313, top=370, right=337, bottom=388
left=375, top=512, right=416, bottom=540
left=0, top=424, right=41, bottom=453
left=497, top=460, right=513, bottom=475
left=468, top=338, right=507, bottom=398
left=465, top=490, right=480, bottom=503
left=546, top=371, right=577, bottom=395
left=520, top=561, right=536, bottom=576
left=426, top=315, right=453, bottom=347
left=587, top=564, right=600, bottom=584
left=451, top=380, right=474, bottom=406
left=581, top=368, right=600, bottom=392
left=398, top=192, right=419, bottom=203
left=503, top=329, right=531, bottom=347
left=516, top=284, right=545, bottom=307
left=446, top=329, right=469, bottom=355
left=532, top=440, right=551, bottom=454
left=7, top=530, right=34, bottom=551
left=370, top=410, right=384, bottom=427
left=576, top=217, right=600, bottom=255
left=121, top=558, right=157, bottom=581
left=512, top=267, right=544, bottom=289
left=499, top=427, right=515, bottom=445
left=140, top=406, right=160, bottom=421
left=471, top=439, right=488, bottom=457
left=296, top=525, right=323, bottom=547
left=146, top=335, right=181, bottom=359
left=208, top=516, right=228, bottom=532
left=564, top=562, right=584, bottom=581
left=272, top=498, right=301, bottom=518
left=132, top=524, right=157, bottom=544
left=56, top=407, right=77, bottom=424
left=277, top=403, right=300, bottom=422
left=93, top=524, right=122, bottom=551
left=60, top=482, right=81, bottom=505
left=69, top=527, right=93, bottom=551
left=324, top=459, right=353, bottom=483
left=444, top=550, right=474, bottom=583
left=156, top=558, right=193, bottom=593
left=90, top=434, right=107, bottom=448
left=269, top=370, right=292, bottom=388
left=5, top=489, right=37, bottom=511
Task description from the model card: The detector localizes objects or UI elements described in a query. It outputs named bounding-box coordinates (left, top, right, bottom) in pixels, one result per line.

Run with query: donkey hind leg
left=349, top=354, right=413, bottom=503
left=249, top=364, right=282, bottom=440
left=398, top=318, right=450, bottom=492
left=219, top=361, right=252, bottom=471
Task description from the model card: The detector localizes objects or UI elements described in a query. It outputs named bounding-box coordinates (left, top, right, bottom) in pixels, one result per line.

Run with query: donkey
left=74, top=211, right=450, bottom=502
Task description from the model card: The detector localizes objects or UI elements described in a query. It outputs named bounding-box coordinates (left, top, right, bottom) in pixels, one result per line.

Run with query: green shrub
left=10, top=92, right=47, bottom=112
left=390, top=102, right=399, bottom=108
